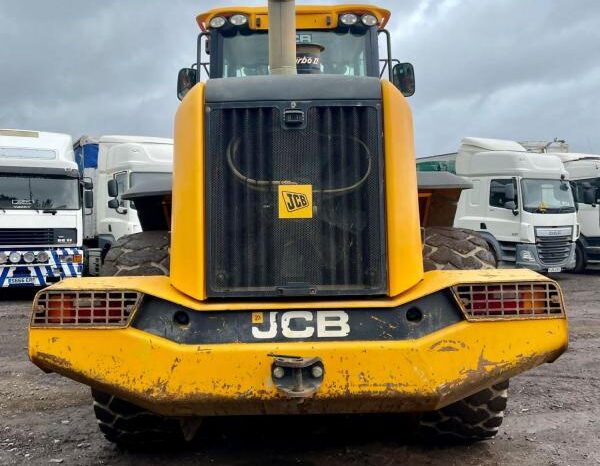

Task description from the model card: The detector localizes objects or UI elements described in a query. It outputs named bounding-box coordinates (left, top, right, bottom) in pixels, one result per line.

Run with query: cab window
left=489, top=179, right=517, bottom=209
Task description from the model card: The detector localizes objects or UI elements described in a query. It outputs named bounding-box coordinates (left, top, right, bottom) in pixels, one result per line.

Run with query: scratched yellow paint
left=29, top=317, right=567, bottom=416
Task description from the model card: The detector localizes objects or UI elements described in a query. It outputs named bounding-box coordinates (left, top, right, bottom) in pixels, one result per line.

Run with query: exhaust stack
left=268, top=0, right=297, bottom=75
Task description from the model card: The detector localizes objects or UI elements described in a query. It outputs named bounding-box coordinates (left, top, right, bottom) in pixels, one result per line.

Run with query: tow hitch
left=270, top=354, right=324, bottom=399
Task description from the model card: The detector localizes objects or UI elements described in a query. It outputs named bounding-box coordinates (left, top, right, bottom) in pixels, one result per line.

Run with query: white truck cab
left=550, top=152, right=600, bottom=271
left=0, top=129, right=84, bottom=288
left=454, top=138, right=578, bottom=272
left=74, top=135, right=173, bottom=275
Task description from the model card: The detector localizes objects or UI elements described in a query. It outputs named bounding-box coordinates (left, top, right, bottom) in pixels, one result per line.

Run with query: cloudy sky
left=1, top=0, right=599, bottom=156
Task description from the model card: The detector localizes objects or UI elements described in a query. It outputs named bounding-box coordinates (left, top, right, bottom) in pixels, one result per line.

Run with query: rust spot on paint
left=36, top=352, right=72, bottom=369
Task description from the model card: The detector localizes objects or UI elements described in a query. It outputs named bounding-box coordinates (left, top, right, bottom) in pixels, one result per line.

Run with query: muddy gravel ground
left=1, top=272, right=599, bottom=466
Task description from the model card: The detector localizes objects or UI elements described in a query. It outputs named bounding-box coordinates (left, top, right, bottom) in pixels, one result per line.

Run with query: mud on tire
left=418, top=380, right=509, bottom=442
left=100, top=231, right=170, bottom=277
left=422, top=227, right=496, bottom=271
left=92, top=389, right=184, bottom=447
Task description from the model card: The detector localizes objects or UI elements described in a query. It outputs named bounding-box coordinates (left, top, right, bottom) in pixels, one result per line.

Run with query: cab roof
left=197, top=4, right=390, bottom=32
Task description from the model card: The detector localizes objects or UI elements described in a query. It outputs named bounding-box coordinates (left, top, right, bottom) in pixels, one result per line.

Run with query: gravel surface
left=1, top=273, right=599, bottom=466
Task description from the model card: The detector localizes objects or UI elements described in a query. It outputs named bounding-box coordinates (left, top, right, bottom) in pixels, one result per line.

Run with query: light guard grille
left=31, top=290, right=142, bottom=327
left=452, top=282, right=564, bottom=320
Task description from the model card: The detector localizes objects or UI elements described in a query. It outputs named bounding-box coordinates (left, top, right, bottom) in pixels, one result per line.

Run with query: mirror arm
left=378, top=29, right=393, bottom=81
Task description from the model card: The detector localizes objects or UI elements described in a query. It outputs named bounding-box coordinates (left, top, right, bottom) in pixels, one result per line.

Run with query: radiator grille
left=0, top=228, right=76, bottom=246
left=452, top=282, right=564, bottom=319
left=205, top=103, right=386, bottom=297
left=32, top=290, right=141, bottom=327
left=536, top=235, right=572, bottom=265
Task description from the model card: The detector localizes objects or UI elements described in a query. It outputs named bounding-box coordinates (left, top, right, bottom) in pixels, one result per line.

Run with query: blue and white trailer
left=0, top=129, right=84, bottom=288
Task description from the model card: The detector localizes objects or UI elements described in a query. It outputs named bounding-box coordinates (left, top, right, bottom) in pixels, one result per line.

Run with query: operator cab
left=177, top=5, right=415, bottom=99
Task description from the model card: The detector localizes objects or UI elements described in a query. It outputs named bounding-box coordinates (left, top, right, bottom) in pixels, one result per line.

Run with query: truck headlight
left=9, top=252, right=21, bottom=264
left=0, top=252, right=7, bottom=264
left=520, top=250, right=535, bottom=262
left=23, top=252, right=35, bottom=264
left=61, top=255, right=73, bottom=263
left=37, top=252, right=50, bottom=263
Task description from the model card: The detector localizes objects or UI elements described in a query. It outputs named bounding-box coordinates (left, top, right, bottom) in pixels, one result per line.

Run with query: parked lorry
left=29, top=2, right=568, bottom=446
left=73, top=135, right=173, bottom=275
left=515, top=140, right=600, bottom=271
left=551, top=152, right=600, bottom=271
left=0, top=129, right=86, bottom=288
left=419, top=138, right=579, bottom=273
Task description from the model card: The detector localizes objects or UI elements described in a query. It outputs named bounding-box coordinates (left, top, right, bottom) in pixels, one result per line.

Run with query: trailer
left=0, top=129, right=85, bottom=288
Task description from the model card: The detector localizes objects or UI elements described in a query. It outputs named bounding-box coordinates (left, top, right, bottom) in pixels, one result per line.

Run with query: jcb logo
left=278, top=184, right=312, bottom=219
left=283, top=191, right=309, bottom=212
left=251, top=310, right=350, bottom=340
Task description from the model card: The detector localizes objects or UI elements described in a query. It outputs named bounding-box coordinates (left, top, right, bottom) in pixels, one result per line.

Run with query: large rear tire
left=94, top=231, right=181, bottom=446
left=92, top=389, right=185, bottom=447
left=418, top=380, right=509, bottom=442
left=100, top=231, right=170, bottom=277
left=420, top=227, right=506, bottom=441
left=422, top=227, right=496, bottom=271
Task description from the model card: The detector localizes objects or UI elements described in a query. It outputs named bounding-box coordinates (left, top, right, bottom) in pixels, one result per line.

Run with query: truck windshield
left=0, top=174, right=80, bottom=210
left=220, top=30, right=370, bottom=77
left=521, top=179, right=575, bottom=214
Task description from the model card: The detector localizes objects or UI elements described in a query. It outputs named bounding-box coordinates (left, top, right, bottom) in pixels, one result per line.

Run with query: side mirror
left=504, top=200, right=519, bottom=215
left=84, top=191, right=94, bottom=209
left=177, top=68, right=198, bottom=101
left=108, top=198, right=120, bottom=209
left=107, top=179, right=118, bottom=198
left=82, top=177, right=93, bottom=190
left=392, top=63, right=415, bottom=97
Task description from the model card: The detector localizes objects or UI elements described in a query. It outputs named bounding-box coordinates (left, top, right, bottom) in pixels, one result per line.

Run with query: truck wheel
left=572, top=242, right=586, bottom=273
left=92, top=389, right=185, bottom=447
left=422, top=227, right=496, bottom=271
left=100, top=231, right=170, bottom=277
left=418, top=380, right=509, bottom=442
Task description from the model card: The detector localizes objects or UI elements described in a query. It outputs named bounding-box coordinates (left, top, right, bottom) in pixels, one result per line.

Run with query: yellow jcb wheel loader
left=29, top=1, right=567, bottom=446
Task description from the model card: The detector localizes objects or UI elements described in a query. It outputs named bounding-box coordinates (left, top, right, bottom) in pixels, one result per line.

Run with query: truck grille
left=0, top=228, right=76, bottom=246
left=536, top=235, right=572, bottom=265
left=205, top=102, right=386, bottom=297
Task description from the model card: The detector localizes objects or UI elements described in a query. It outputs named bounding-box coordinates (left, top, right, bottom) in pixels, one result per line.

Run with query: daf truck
left=453, top=138, right=578, bottom=272
left=74, top=135, right=173, bottom=275
left=0, top=129, right=85, bottom=288
left=516, top=140, right=600, bottom=271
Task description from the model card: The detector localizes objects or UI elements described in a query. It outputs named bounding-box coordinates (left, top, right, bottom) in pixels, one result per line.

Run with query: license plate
left=547, top=267, right=562, bottom=273
left=7, top=277, right=35, bottom=285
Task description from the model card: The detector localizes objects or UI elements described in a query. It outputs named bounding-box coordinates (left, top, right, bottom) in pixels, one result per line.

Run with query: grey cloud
left=0, top=0, right=598, bottom=156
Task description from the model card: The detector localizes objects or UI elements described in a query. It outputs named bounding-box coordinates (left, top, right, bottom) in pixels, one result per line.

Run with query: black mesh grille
left=205, top=102, right=386, bottom=297
left=0, top=229, right=54, bottom=246
left=536, top=235, right=572, bottom=265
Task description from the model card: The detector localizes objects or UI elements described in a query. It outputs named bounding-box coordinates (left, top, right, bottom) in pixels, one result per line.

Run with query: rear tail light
left=452, top=282, right=564, bottom=320
left=31, top=290, right=142, bottom=327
